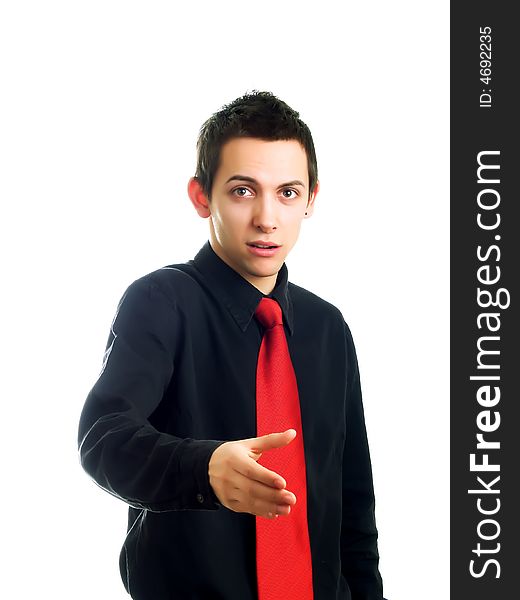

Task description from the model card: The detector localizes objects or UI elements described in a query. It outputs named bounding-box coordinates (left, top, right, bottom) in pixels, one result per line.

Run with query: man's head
left=193, top=90, right=318, bottom=201
left=188, top=91, right=319, bottom=295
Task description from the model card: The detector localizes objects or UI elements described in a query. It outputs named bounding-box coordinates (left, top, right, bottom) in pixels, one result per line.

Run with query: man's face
left=195, top=137, right=317, bottom=294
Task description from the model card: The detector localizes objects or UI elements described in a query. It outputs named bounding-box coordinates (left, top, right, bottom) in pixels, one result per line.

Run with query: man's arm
left=340, top=321, right=384, bottom=599
left=77, top=277, right=224, bottom=512
left=78, top=275, right=297, bottom=517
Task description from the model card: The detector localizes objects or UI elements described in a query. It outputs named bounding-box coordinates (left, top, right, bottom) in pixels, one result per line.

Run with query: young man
left=78, top=91, right=385, bottom=600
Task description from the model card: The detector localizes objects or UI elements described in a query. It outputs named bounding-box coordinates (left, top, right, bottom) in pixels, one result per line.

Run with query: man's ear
left=187, top=177, right=211, bottom=218
left=304, top=180, right=320, bottom=218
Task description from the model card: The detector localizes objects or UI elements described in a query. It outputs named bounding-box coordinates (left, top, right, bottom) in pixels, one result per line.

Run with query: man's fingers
left=241, top=430, right=297, bottom=488
left=228, top=499, right=291, bottom=520
left=228, top=471, right=297, bottom=518
left=233, top=457, right=287, bottom=489
left=232, top=471, right=297, bottom=506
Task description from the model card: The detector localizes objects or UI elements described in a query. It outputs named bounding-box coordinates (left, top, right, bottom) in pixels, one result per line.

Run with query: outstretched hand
left=208, top=429, right=298, bottom=519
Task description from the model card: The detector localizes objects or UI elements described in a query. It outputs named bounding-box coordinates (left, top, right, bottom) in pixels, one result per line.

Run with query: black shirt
left=78, top=241, right=384, bottom=600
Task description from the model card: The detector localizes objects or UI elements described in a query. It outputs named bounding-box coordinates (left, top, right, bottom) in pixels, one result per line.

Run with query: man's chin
left=245, top=260, right=283, bottom=279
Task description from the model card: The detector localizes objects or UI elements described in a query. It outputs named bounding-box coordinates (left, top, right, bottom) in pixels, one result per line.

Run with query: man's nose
left=252, top=195, right=278, bottom=231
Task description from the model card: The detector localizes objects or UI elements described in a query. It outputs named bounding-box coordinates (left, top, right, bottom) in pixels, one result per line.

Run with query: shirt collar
left=191, top=241, right=294, bottom=335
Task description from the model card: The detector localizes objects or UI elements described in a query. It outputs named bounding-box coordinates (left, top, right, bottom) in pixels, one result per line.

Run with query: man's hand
left=208, top=429, right=298, bottom=519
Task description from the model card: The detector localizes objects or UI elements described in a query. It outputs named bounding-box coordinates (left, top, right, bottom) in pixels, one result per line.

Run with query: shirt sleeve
left=340, top=321, right=384, bottom=599
left=77, top=277, right=225, bottom=512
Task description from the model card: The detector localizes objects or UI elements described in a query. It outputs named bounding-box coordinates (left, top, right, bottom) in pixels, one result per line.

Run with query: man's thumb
left=249, top=429, right=297, bottom=452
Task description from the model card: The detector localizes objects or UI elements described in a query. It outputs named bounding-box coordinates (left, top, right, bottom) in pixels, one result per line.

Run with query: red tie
left=254, top=297, right=314, bottom=600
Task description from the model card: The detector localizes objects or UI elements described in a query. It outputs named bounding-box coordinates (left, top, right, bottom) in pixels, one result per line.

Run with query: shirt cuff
left=188, top=439, right=226, bottom=510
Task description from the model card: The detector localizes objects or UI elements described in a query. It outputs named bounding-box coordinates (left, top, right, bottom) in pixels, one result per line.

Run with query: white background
left=1, top=2, right=449, bottom=598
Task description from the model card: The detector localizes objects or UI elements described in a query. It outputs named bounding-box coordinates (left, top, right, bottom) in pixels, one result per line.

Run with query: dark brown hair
left=194, top=91, right=318, bottom=199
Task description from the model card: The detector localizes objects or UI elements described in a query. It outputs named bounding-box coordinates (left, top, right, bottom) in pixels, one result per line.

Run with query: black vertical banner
left=451, top=3, right=519, bottom=599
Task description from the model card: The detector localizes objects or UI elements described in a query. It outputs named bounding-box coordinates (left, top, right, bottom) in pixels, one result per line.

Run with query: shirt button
left=196, top=493, right=204, bottom=504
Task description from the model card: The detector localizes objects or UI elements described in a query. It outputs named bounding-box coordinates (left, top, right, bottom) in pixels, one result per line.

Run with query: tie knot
left=255, top=297, right=283, bottom=330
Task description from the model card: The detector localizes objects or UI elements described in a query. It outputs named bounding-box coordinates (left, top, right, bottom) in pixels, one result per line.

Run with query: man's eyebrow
left=225, top=175, right=306, bottom=188
left=225, top=175, right=257, bottom=184
left=280, top=179, right=306, bottom=188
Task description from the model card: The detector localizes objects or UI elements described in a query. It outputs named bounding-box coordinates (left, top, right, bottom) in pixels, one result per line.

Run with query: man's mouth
left=247, top=241, right=281, bottom=249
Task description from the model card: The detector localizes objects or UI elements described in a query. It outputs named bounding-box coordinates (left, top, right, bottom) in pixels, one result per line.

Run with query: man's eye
left=232, top=187, right=252, bottom=197
left=282, top=189, right=297, bottom=199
